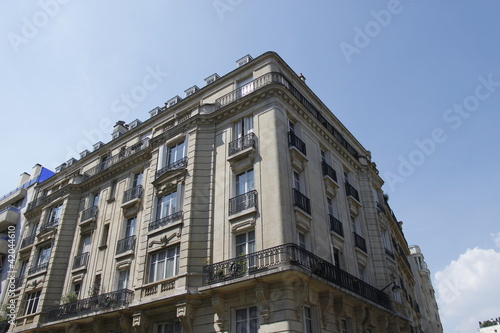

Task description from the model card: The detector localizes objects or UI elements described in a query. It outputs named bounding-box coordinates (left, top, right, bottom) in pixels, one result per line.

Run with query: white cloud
left=491, top=232, right=500, bottom=248
left=434, top=247, right=500, bottom=333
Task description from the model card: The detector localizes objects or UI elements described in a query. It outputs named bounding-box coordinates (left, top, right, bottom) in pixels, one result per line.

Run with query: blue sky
left=1, top=1, right=499, bottom=331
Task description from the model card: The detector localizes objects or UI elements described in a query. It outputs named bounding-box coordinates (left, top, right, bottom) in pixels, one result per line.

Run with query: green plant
left=61, top=292, right=78, bottom=304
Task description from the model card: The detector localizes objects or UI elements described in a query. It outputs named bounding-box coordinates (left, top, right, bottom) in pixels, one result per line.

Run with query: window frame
left=148, top=245, right=180, bottom=283
left=235, top=306, right=258, bottom=333
left=24, top=290, right=41, bottom=315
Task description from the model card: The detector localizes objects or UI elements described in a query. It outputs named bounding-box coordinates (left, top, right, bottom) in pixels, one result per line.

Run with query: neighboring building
left=479, top=317, right=500, bottom=333
left=409, top=245, right=443, bottom=332
left=6, top=52, right=442, bottom=332
left=0, top=165, right=53, bottom=331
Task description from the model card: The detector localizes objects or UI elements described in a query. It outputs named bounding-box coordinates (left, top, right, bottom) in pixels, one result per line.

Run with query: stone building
left=7, top=52, right=442, bottom=332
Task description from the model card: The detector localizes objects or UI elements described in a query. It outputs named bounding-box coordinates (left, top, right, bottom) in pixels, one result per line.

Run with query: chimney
left=112, top=120, right=129, bottom=139
left=299, top=73, right=306, bottom=82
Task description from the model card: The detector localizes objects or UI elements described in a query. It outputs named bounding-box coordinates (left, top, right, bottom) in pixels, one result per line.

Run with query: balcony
left=28, top=262, right=48, bottom=275
left=83, top=139, right=149, bottom=179
left=73, top=252, right=89, bottom=270
left=20, top=234, right=36, bottom=249
left=202, top=243, right=391, bottom=310
left=229, top=190, right=258, bottom=216
left=321, top=161, right=337, bottom=182
left=0, top=206, right=20, bottom=229
left=80, top=206, right=98, bottom=225
left=116, top=235, right=136, bottom=255
left=329, top=215, right=344, bottom=237
left=122, top=185, right=143, bottom=204
left=345, top=183, right=360, bottom=202
left=155, top=157, right=188, bottom=179
left=288, top=131, right=307, bottom=156
left=39, top=219, right=59, bottom=234
left=292, top=188, right=311, bottom=215
left=45, top=289, right=134, bottom=323
left=228, top=133, right=256, bottom=156
left=353, top=232, right=367, bottom=253
left=148, top=211, right=183, bottom=232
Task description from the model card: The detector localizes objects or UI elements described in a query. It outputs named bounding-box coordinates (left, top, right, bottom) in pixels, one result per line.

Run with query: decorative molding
left=319, top=290, right=334, bottom=329
left=148, top=232, right=181, bottom=249
left=132, top=311, right=150, bottom=333
left=119, top=313, right=132, bottom=333
left=211, top=295, right=226, bottom=331
left=177, top=301, right=195, bottom=333
left=255, top=284, right=270, bottom=323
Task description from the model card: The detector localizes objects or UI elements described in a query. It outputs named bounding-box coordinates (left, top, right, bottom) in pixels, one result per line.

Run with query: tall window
left=156, top=191, right=178, bottom=220
left=24, top=290, right=41, bottom=315
left=235, top=306, right=258, bottom=333
left=91, top=193, right=100, bottom=207
left=341, top=319, right=348, bottom=333
left=148, top=245, right=180, bottom=283
left=47, top=204, right=62, bottom=225
left=293, top=171, right=301, bottom=191
left=234, top=116, right=253, bottom=139
left=235, top=231, right=255, bottom=257
left=333, top=248, right=343, bottom=269
left=351, top=216, right=361, bottom=235
left=18, top=260, right=28, bottom=277
left=35, top=244, right=51, bottom=267
left=235, top=170, right=254, bottom=196
left=100, top=224, right=110, bottom=247
left=156, top=321, right=182, bottom=333
left=125, top=217, right=136, bottom=238
left=327, top=197, right=339, bottom=219
left=73, top=283, right=81, bottom=297
left=117, top=269, right=130, bottom=290
left=288, top=120, right=295, bottom=134
left=168, top=141, right=185, bottom=166
left=132, top=172, right=143, bottom=187
left=304, top=306, right=313, bottom=333
left=79, top=235, right=91, bottom=254
left=298, top=231, right=307, bottom=249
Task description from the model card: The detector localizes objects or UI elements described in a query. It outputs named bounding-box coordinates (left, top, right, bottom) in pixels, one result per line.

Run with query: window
left=117, top=269, right=130, bottom=290
left=156, top=321, right=182, bottom=333
left=343, top=171, right=349, bottom=184
left=358, top=265, right=367, bottom=282
left=304, top=306, right=313, bottom=333
left=235, top=306, right=258, bottom=333
left=234, top=116, right=253, bottom=139
left=235, top=231, right=255, bottom=257
left=321, top=150, right=326, bottom=163
left=333, top=248, right=343, bottom=269
left=24, top=290, right=41, bottom=315
left=298, top=231, right=307, bottom=249
left=327, top=197, right=340, bottom=219
left=148, top=245, right=180, bottom=283
left=156, top=191, right=178, bottom=220
left=90, top=274, right=101, bottom=297
left=100, top=224, right=110, bottom=247
left=341, top=319, right=348, bottom=333
left=288, top=120, right=295, bottom=134
left=36, top=245, right=51, bottom=267
left=91, top=192, right=100, bottom=207
left=381, top=229, right=392, bottom=251
left=125, top=217, right=136, bottom=238
left=47, top=204, right=62, bottom=225
left=351, top=216, right=361, bottom=235
left=293, top=171, right=301, bottom=191
left=132, top=172, right=143, bottom=188
left=168, top=141, right=185, bottom=166
left=73, top=283, right=81, bottom=297
left=18, top=260, right=28, bottom=277
left=235, top=169, right=254, bottom=196
left=79, top=234, right=91, bottom=254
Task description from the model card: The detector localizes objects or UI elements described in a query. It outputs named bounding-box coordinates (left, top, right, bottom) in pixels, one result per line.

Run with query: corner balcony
left=148, top=211, right=183, bottom=232
left=155, top=157, right=188, bottom=179
left=45, top=289, right=134, bottom=323
left=202, top=243, right=391, bottom=310
left=228, top=190, right=258, bottom=217
left=0, top=206, right=20, bottom=230
left=292, top=188, right=311, bottom=215
left=329, top=215, right=344, bottom=237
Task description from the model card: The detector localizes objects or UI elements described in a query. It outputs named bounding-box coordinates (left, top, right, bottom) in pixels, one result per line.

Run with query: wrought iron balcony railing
left=123, top=185, right=143, bottom=203
left=83, top=139, right=149, bottom=179
left=322, top=161, right=337, bottom=182
left=81, top=206, right=98, bottom=221
left=20, top=234, right=36, bottom=248
left=214, top=72, right=359, bottom=159
left=28, top=262, right=48, bottom=275
left=148, top=211, right=183, bottom=231
left=329, top=215, right=344, bottom=237
left=45, top=289, right=134, bottom=323
left=155, top=157, right=188, bottom=179
left=293, top=188, right=311, bottom=214
left=116, top=235, right=136, bottom=255
left=39, top=219, right=59, bottom=233
left=345, top=182, right=360, bottom=202
left=73, top=252, right=89, bottom=269
left=228, top=133, right=256, bottom=156
left=353, top=232, right=367, bottom=253
left=288, top=131, right=307, bottom=156
left=229, top=190, right=258, bottom=215
left=202, top=243, right=391, bottom=310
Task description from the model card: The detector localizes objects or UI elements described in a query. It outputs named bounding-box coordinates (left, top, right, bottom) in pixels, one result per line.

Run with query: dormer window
left=93, top=141, right=105, bottom=151
left=167, top=96, right=182, bottom=108
left=128, top=119, right=142, bottom=129
left=80, top=150, right=91, bottom=159
left=236, top=54, right=253, bottom=67
left=149, top=107, right=161, bottom=118
left=204, top=73, right=220, bottom=86
left=184, top=85, right=199, bottom=97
